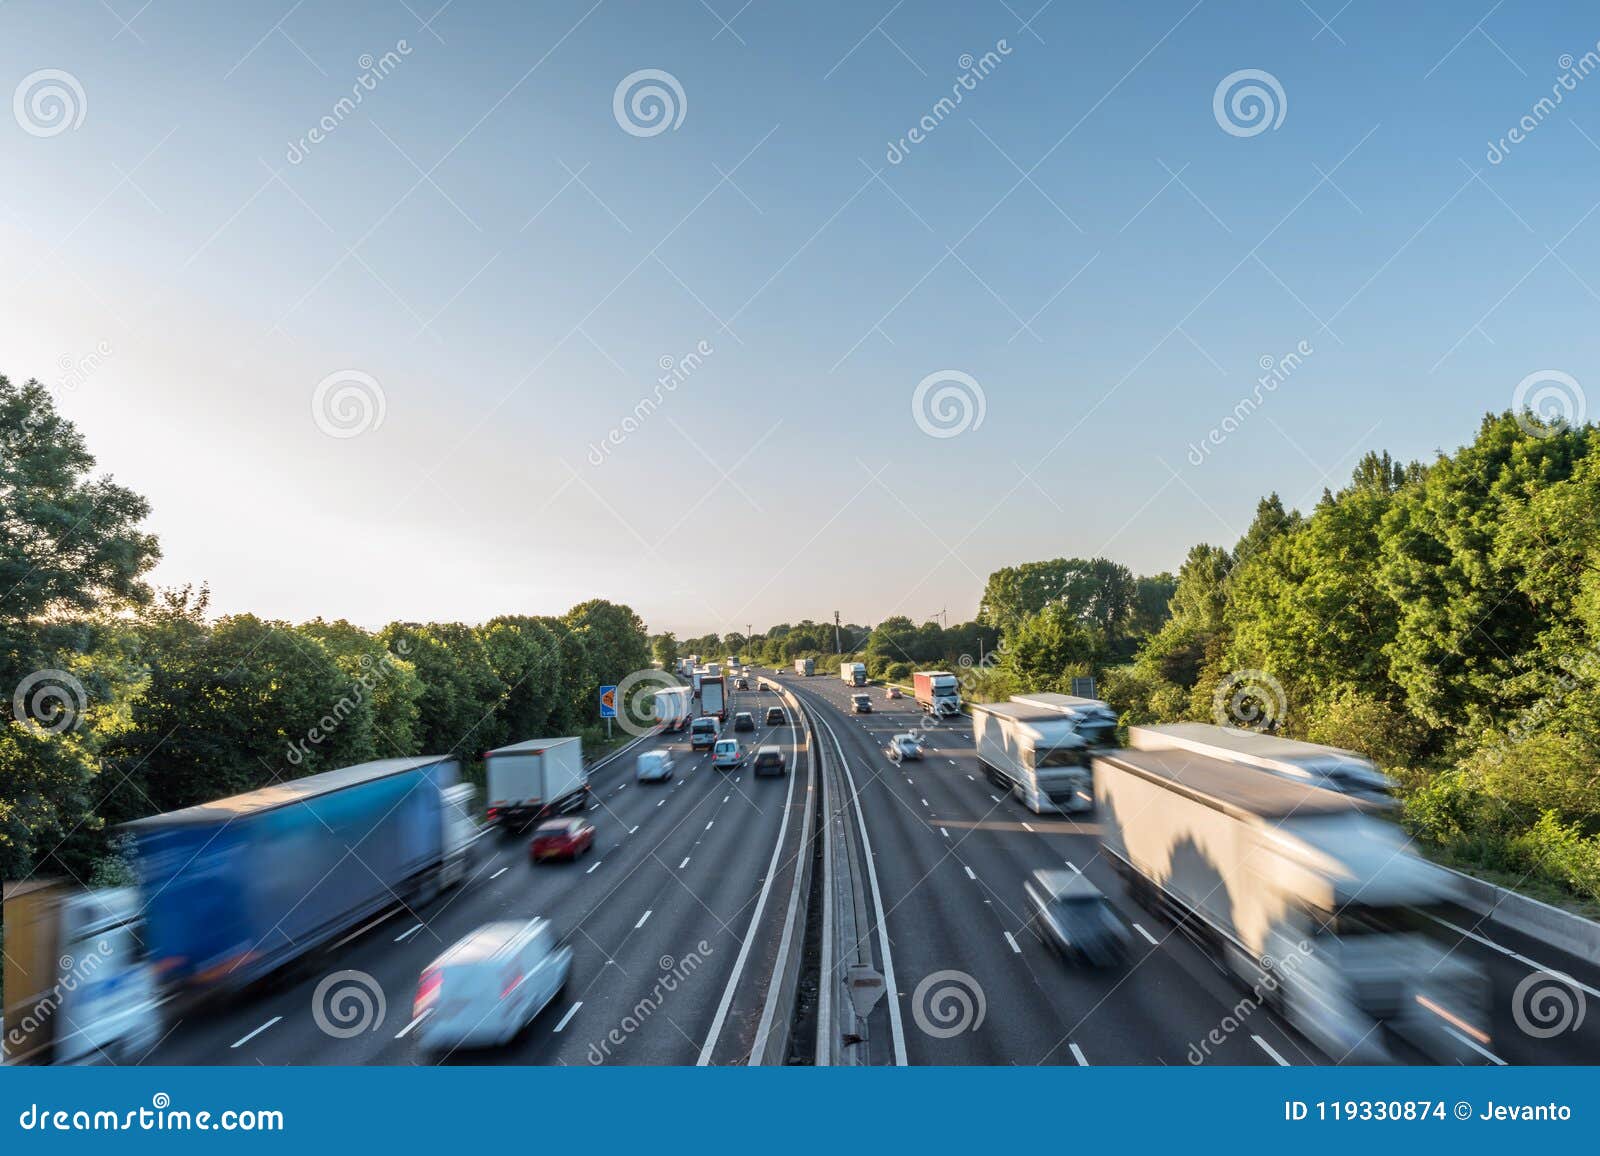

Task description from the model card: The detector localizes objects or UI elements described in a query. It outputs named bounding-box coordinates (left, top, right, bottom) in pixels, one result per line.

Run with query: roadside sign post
left=599, top=685, right=617, bottom=741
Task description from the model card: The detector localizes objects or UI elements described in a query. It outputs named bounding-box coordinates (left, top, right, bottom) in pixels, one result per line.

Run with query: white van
left=635, top=749, right=675, bottom=783
left=413, top=919, right=571, bottom=1052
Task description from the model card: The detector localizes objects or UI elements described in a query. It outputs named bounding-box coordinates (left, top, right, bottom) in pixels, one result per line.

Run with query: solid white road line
left=586, top=860, right=602, bottom=873
left=1004, top=932, right=1022, bottom=954
left=635, top=910, right=653, bottom=929
left=553, top=1002, right=582, bottom=1033
left=1133, top=923, right=1159, bottom=946
left=395, top=1009, right=431, bottom=1039
left=231, top=1017, right=281, bottom=1049
left=1426, top=913, right=1600, bottom=998
left=698, top=703, right=802, bottom=1066
left=394, top=922, right=423, bottom=942
left=489, top=866, right=509, bottom=880
left=964, top=866, right=977, bottom=881
left=678, top=856, right=691, bottom=869
left=1252, top=1035, right=1290, bottom=1066
left=329, top=909, right=398, bottom=950
left=1069, top=1043, right=1089, bottom=1066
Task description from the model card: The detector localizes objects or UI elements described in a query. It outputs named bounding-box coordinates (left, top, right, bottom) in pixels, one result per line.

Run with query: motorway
left=140, top=682, right=809, bottom=1066
left=776, top=671, right=1600, bottom=1067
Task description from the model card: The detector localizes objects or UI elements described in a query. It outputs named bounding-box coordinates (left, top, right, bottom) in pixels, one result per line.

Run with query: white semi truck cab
left=1095, top=747, right=1488, bottom=1064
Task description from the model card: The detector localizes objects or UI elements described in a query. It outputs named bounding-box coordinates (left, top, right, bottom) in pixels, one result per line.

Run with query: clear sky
left=4, top=1, right=1598, bottom=636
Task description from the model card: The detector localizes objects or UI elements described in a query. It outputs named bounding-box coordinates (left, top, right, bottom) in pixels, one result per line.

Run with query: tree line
left=681, top=412, right=1600, bottom=905
left=0, top=377, right=650, bottom=883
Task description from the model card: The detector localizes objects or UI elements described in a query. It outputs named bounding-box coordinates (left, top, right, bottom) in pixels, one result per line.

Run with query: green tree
left=0, top=378, right=160, bottom=877
left=104, top=615, right=369, bottom=824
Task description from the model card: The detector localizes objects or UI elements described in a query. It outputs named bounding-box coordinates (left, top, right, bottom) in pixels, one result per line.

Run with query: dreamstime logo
left=1511, top=370, right=1585, bottom=437
left=1511, top=971, right=1586, bottom=1039
left=910, top=970, right=986, bottom=1038
left=612, top=69, right=686, bottom=137
left=911, top=370, right=985, bottom=438
left=3, top=939, right=114, bottom=1058
left=13, top=69, right=87, bottom=137
left=312, top=370, right=386, bottom=438
left=1187, top=340, right=1313, bottom=466
left=885, top=40, right=1012, bottom=164
left=586, top=941, right=713, bottom=1064
left=311, top=970, right=387, bottom=1038
left=12, top=669, right=87, bottom=735
left=286, top=40, right=413, bottom=164
left=1211, top=669, right=1286, bottom=731
left=1212, top=69, right=1286, bottom=138
left=587, top=339, right=714, bottom=465
left=1487, top=47, right=1600, bottom=165
left=612, top=668, right=683, bottom=737
left=286, top=640, right=412, bottom=766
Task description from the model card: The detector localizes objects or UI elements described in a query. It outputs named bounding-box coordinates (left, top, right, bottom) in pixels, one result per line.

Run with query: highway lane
left=140, top=683, right=805, bottom=1066
left=782, top=672, right=1316, bottom=1067
left=783, top=673, right=1600, bottom=1066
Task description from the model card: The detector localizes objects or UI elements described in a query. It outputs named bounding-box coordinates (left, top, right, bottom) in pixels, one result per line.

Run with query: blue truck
left=125, top=756, right=476, bottom=991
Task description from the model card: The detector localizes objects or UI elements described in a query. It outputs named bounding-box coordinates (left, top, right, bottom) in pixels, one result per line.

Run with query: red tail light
left=415, top=969, right=441, bottom=1018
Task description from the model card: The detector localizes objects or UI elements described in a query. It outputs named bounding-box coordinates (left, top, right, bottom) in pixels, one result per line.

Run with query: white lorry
left=793, top=658, right=814, bottom=677
left=1129, top=723, right=1396, bottom=805
left=700, top=675, right=727, bottom=722
left=1094, top=746, right=1488, bottom=1064
left=971, top=699, right=1092, bottom=814
left=485, top=737, right=588, bottom=830
left=691, top=667, right=704, bottom=695
left=840, top=661, right=867, bottom=686
left=913, top=670, right=961, bottom=718
left=1009, top=692, right=1119, bottom=748
left=2, top=882, right=161, bottom=1064
left=652, top=685, right=693, bottom=732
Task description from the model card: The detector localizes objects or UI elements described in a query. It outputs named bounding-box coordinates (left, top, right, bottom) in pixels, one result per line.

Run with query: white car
left=635, top=750, right=675, bottom=782
left=711, top=737, right=744, bottom=770
left=413, top=919, right=571, bottom=1052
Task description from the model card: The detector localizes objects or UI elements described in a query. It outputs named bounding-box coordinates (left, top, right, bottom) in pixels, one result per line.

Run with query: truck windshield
left=1319, top=903, right=1444, bottom=937
left=1077, top=721, right=1117, bottom=746
left=1032, top=746, right=1083, bottom=769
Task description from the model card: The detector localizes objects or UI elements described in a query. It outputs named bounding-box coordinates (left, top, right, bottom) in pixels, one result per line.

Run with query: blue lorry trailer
left=123, top=755, right=461, bottom=990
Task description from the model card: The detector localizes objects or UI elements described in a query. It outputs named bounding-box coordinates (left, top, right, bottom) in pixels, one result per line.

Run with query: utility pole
left=833, top=610, right=842, bottom=655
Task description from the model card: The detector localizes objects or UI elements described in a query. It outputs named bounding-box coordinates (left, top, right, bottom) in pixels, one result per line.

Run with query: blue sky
left=3, top=1, right=1599, bottom=635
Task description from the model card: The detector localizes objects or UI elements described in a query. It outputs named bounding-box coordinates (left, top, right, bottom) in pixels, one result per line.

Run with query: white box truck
left=1009, top=692, right=1118, bottom=748
left=691, top=667, right=704, bottom=695
left=913, top=670, right=961, bottom=717
left=840, top=661, right=867, bottom=686
left=485, top=737, right=588, bottom=830
left=700, top=674, right=726, bottom=722
left=653, top=685, right=693, bottom=732
left=1129, top=723, right=1396, bottom=805
left=793, top=658, right=814, bottom=677
left=971, top=700, right=1092, bottom=814
left=1094, top=747, right=1487, bottom=1064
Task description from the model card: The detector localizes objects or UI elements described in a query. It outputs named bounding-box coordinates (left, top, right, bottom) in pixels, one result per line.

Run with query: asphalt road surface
left=776, top=671, right=1600, bottom=1067
left=140, top=683, right=807, bottom=1066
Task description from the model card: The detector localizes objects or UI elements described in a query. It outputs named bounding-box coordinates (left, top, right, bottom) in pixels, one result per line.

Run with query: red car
left=529, top=817, right=595, bottom=862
